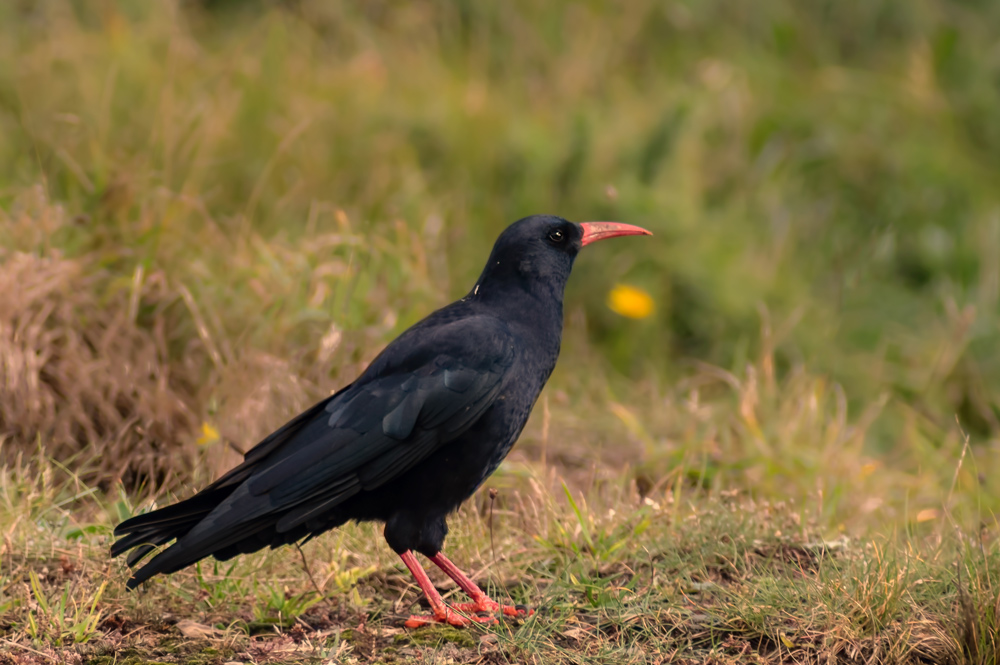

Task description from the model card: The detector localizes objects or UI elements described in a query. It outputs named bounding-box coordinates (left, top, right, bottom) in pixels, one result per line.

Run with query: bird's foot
left=451, top=598, right=533, bottom=619
left=399, top=551, right=533, bottom=628
left=403, top=607, right=498, bottom=629
left=403, top=599, right=532, bottom=628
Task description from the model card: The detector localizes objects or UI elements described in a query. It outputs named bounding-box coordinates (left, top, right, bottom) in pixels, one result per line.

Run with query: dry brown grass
left=0, top=189, right=199, bottom=490
left=0, top=188, right=389, bottom=493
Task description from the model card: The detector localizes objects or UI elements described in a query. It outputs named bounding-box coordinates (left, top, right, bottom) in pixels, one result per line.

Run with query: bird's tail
left=111, top=397, right=344, bottom=588
left=111, top=484, right=314, bottom=589
left=111, top=488, right=230, bottom=589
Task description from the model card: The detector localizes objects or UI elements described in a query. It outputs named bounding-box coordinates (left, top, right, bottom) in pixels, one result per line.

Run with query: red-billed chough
left=111, top=215, right=651, bottom=627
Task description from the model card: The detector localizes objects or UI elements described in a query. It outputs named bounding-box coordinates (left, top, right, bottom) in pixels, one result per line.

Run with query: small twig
left=540, top=396, right=550, bottom=469
left=0, top=638, right=58, bottom=662
left=178, top=283, right=225, bottom=371
left=466, top=552, right=514, bottom=581
left=945, top=429, right=969, bottom=509
left=295, top=543, right=324, bottom=598
left=488, top=487, right=499, bottom=564
left=223, top=437, right=246, bottom=457
left=487, top=487, right=521, bottom=609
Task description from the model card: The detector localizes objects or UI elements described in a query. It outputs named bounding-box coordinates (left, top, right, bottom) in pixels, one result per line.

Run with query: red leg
left=429, top=552, right=533, bottom=619
left=399, top=551, right=496, bottom=628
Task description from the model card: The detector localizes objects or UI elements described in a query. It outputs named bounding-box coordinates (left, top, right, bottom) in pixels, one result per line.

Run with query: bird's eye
left=548, top=229, right=565, bottom=243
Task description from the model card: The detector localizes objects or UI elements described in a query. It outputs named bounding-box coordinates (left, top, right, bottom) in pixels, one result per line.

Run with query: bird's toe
left=404, top=614, right=433, bottom=629
left=404, top=609, right=498, bottom=629
left=501, top=603, right=533, bottom=618
left=452, top=599, right=532, bottom=620
left=452, top=599, right=499, bottom=614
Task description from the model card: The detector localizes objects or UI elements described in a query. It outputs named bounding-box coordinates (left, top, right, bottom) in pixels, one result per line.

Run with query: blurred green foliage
left=2, top=0, right=999, bottom=452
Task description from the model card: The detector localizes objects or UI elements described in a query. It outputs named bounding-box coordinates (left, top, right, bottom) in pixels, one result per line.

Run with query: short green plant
left=249, top=583, right=323, bottom=627
left=26, top=571, right=107, bottom=645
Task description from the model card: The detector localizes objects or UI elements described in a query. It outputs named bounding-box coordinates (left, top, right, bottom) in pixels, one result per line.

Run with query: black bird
left=112, top=215, right=651, bottom=627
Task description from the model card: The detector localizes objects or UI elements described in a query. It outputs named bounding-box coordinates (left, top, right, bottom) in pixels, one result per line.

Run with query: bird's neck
left=470, top=278, right=565, bottom=359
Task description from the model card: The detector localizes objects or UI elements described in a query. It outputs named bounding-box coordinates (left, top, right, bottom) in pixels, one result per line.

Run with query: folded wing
left=111, top=315, right=515, bottom=588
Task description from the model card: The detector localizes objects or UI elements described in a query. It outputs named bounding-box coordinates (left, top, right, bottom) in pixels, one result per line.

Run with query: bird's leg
left=429, top=552, right=532, bottom=619
left=399, top=551, right=496, bottom=628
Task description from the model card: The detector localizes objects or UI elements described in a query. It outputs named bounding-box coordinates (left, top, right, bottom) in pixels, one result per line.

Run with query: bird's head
left=471, top=215, right=651, bottom=301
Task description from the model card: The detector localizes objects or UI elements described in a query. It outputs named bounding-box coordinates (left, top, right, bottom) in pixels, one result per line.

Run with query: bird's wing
left=118, top=315, right=516, bottom=568
left=108, top=394, right=343, bottom=562
left=242, top=321, right=516, bottom=532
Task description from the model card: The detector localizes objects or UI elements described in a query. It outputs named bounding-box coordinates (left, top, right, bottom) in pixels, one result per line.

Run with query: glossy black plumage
left=112, top=215, right=648, bottom=599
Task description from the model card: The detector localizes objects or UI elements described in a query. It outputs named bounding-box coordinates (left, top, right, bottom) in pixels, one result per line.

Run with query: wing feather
left=112, top=314, right=517, bottom=586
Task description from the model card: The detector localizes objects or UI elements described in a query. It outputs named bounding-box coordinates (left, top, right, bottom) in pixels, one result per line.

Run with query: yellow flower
left=607, top=284, right=654, bottom=319
left=196, top=422, right=220, bottom=447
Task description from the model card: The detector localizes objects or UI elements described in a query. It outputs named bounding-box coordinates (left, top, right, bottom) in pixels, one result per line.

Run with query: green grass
left=2, top=452, right=999, bottom=663
left=2, top=1, right=1000, bottom=662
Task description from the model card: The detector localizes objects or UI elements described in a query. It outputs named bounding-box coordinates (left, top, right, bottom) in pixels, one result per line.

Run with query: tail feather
left=110, top=395, right=347, bottom=588
left=125, top=543, right=158, bottom=567
left=124, top=517, right=276, bottom=589
left=113, top=489, right=227, bottom=537
left=111, top=485, right=238, bottom=580
left=109, top=529, right=173, bottom=563
left=115, top=482, right=291, bottom=589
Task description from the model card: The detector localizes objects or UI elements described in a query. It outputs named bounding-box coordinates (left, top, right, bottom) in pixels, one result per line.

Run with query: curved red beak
left=579, top=221, right=653, bottom=247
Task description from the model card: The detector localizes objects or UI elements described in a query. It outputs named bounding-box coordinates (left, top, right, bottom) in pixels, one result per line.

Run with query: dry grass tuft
left=0, top=191, right=199, bottom=491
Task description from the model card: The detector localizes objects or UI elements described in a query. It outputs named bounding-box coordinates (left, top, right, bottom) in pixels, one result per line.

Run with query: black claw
left=515, top=604, right=528, bottom=613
